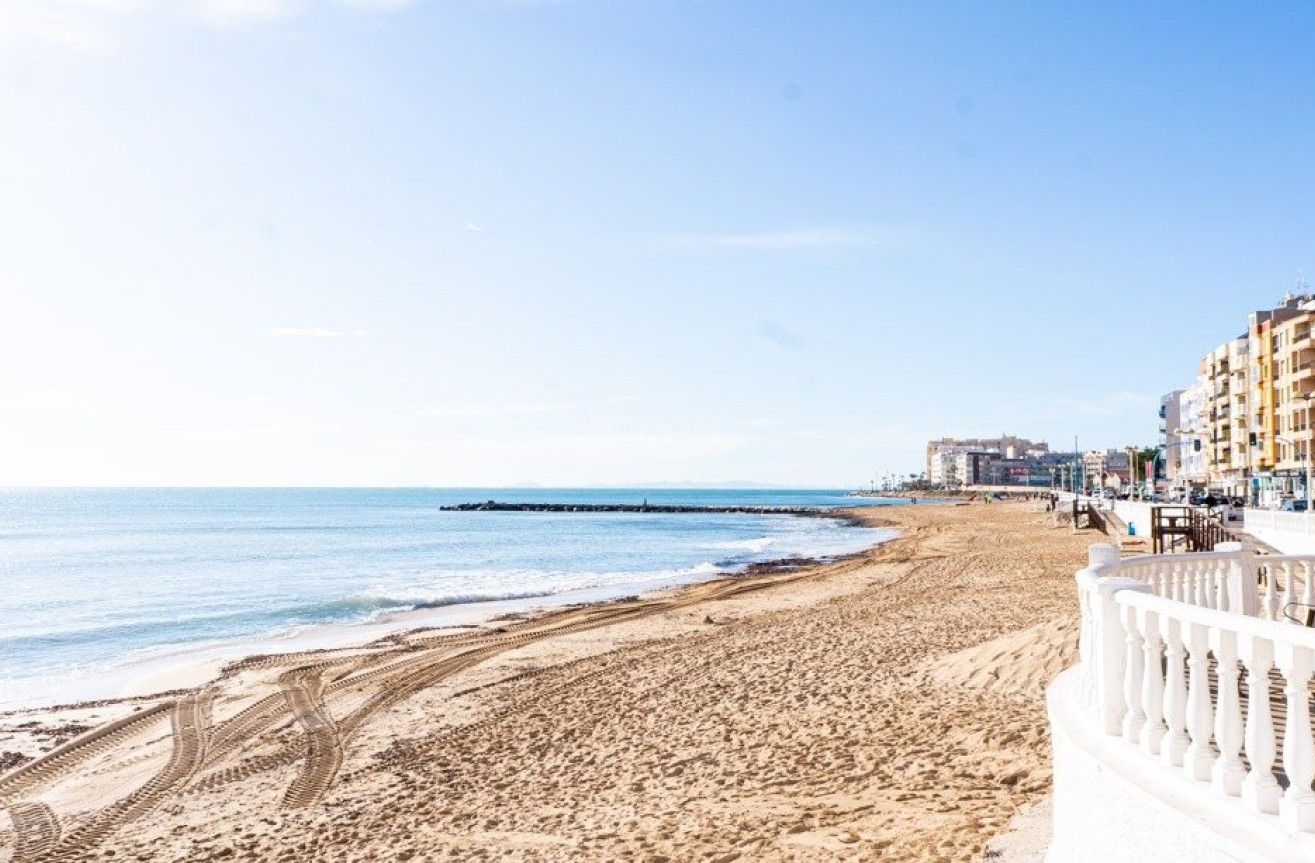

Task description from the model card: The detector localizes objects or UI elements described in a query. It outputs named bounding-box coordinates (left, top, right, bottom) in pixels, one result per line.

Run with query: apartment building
left=1167, top=294, right=1315, bottom=503
left=924, top=435, right=1049, bottom=482
left=1081, top=449, right=1131, bottom=489
left=924, top=436, right=1078, bottom=488
left=1159, top=389, right=1183, bottom=467
left=1179, top=378, right=1209, bottom=484
left=1267, top=307, right=1315, bottom=497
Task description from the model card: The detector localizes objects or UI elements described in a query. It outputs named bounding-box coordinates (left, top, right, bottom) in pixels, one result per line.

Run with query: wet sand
left=0, top=501, right=1092, bottom=861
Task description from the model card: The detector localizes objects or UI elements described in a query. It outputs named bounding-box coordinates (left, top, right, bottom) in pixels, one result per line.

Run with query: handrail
left=1075, top=543, right=1315, bottom=833
left=1116, top=588, right=1315, bottom=649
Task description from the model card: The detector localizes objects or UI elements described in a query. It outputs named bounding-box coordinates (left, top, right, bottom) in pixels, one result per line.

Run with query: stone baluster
left=1283, top=562, right=1298, bottom=624
left=1276, top=643, right=1315, bottom=830
left=1170, top=560, right=1184, bottom=603
left=1217, top=542, right=1252, bottom=617
left=1077, top=588, right=1092, bottom=682
left=1082, top=544, right=1148, bottom=735
left=1239, top=635, right=1281, bottom=814
left=1210, top=628, right=1245, bottom=796
left=1263, top=565, right=1280, bottom=621
left=1122, top=603, right=1145, bottom=743
left=1139, top=607, right=1166, bottom=756
left=1242, top=554, right=1262, bottom=618
left=1299, top=560, right=1309, bottom=620
left=1161, top=616, right=1190, bottom=768
left=1192, top=562, right=1207, bottom=608
left=1183, top=621, right=1216, bottom=781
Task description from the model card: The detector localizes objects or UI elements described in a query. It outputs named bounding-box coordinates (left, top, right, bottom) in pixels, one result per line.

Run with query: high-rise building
left=1169, top=293, right=1315, bottom=503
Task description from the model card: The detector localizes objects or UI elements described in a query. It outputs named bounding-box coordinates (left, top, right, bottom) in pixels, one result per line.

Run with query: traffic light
left=1250, top=432, right=1259, bottom=447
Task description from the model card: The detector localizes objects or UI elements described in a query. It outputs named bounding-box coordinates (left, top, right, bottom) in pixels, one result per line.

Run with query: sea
left=0, top=488, right=907, bottom=711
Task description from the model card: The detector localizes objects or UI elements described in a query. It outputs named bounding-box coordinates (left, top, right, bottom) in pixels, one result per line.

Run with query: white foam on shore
left=0, top=521, right=897, bottom=713
left=0, top=554, right=842, bottom=712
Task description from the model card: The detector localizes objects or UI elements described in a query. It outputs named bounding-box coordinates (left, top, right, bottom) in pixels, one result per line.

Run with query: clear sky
left=2, top=1, right=1312, bottom=487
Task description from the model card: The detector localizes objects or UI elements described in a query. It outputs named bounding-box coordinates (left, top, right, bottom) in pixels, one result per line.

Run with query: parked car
left=1280, top=499, right=1308, bottom=512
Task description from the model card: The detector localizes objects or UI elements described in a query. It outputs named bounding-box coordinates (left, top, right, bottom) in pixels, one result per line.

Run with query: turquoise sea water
left=0, top=488, right=904, bottom=710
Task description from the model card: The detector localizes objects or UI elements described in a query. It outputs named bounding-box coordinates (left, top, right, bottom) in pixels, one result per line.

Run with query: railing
left=1076, top=543, right=1315, bottom=832
left=1248, top=508, right=1315, bottom=538
left=1110, top=549, right=1314, bottom=621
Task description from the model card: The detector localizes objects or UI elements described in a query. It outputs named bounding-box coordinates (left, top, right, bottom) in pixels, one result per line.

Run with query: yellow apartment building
left=1268, top=308, right=1315, bottom=497
left=1178, top=296, right=1315, bottom=503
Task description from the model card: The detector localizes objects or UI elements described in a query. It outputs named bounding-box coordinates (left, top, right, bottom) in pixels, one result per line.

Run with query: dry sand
left=0, top=501, right=1096, bottom=861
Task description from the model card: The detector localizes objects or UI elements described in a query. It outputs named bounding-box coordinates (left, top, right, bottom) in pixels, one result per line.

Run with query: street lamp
left=1303, top=393, right=1314, bottom=512
left=1126, top=445, right=1139, bottom=498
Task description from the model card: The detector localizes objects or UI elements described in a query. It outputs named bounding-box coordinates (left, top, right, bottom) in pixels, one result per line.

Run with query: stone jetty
left=438, top=501, right=829, bottom=516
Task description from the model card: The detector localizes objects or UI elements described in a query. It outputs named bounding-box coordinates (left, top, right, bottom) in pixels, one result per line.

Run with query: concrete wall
left=1111, top=500, right=1154, bottom=538
left=1243, top=509, right=1315, bottom=554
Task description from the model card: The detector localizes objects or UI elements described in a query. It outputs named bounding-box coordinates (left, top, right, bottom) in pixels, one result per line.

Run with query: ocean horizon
left=0, top=487, right=905, bottom=710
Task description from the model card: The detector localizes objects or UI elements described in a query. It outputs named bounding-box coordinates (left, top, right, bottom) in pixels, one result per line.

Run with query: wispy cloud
left=200, top=0, right=426, bottom=26
left=266, top=327, right=372, bottom=338
left=663, top=226, right=913, bottom=252
left=0, top=387, right=95, bottom=416
left=381, top=432, right=747, bottom=459
left=0, top=1, right=144, bottom=53
left=1, top=0, right=425, bottom=53
left=416, top=402, right=567, bottom=419
left=1056, top=391, right=1158, bottom=418
left=198, top=0, right=308, bottom=27
left=756, top=320, right=805, bottom=351
left=160, top=423, right=346, bottom=448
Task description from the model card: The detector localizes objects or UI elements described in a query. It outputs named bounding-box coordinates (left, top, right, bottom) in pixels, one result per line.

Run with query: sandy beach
left=0, top=501, right=1095, bottom=861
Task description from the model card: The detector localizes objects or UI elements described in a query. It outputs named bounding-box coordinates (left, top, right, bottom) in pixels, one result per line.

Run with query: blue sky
left=0, top=1, right=1310, bottom=486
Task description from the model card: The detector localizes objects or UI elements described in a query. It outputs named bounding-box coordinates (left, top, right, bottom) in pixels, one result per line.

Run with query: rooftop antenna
left=1298, top=268, right=1310, bottom=298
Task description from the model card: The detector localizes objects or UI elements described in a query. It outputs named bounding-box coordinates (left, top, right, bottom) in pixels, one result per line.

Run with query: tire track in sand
left=45, top=692, right=211, bottom=859
left=0, top=703, right=172, bottom=804
left=278, top=669, right=344, bottom=809
left=7, top=802, right=60, bottom=862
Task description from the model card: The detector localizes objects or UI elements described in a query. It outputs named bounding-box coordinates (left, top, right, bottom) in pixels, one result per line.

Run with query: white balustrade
left=1239, top=634, right=1281, bottom=814
left=1075, top=542, right=1315, bottom=835
left=1276, top=642, right=1315, bottom=829
left=1209, top=627, right=1245, bottom=796
left=1183, top=621, right=1215, bottom=781
left=1138, top=606, right=1166, bottom=757
left=1161, top=614, right=1189, bottom=768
